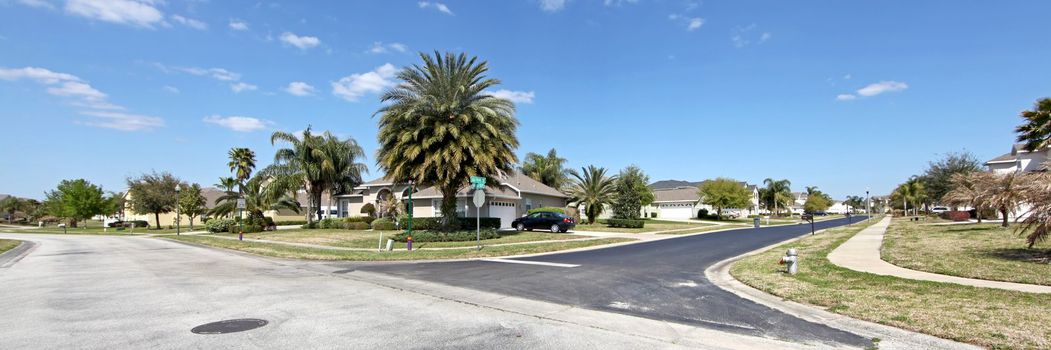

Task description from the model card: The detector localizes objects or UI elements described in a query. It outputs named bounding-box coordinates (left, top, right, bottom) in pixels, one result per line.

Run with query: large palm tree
left=981, top=171, right=1027, bottom=227
left=893, top=176, right=926, bottom=216
left=269, top=127, right=330, bottom=223
left=318, top=132, right=368, bottom=211
left=943, top=172, right=992, bottom=223
left=521, top=149, right=576, bottom=190
left=227, top=148, right=256, bottom=194
left=1014, top=97, right=1051, bottom=152
left=566, top=165, right=617, bottom=224
left=762, top=178, right=792, bottom=216
left=375, top=51, right=519, bottom=231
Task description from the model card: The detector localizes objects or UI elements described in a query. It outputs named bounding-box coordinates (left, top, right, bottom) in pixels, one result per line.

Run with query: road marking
left=479, top=258, right=580, bottom=268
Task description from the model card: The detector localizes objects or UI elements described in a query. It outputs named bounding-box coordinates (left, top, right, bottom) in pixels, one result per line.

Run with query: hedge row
left=108, top=220, right=149, bottom=228
left=395, top=215, right=502, bottom=230
left=391, top=229, right=501, bottom=242
left=607, top=219, right=645, bottom=228
left=940, top=211, right=971, bottom=222
left=527, top=207, right=566, bottom=215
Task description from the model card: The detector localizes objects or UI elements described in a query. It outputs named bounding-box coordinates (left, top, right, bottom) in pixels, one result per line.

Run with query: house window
left=525, top=198, right=533, bottom=211
left=432, top=199, right=441, bottom=216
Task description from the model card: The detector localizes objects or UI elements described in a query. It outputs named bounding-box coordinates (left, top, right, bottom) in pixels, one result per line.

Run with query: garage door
left=489, top=201, right=517, bottom=229
left=659, top=203, right=694, bottom=219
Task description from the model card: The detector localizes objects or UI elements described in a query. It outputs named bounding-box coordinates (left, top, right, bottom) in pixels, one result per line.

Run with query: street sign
left=236, top=198, right=246, bottom=209
left=472, top=189, right=485, bottom=208
left=470, top=176, right=486, bottom=190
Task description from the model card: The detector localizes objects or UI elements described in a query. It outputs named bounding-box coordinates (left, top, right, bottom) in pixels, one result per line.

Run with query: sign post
left=236, top=198, right=246, bottom=240
left=470, top=176, right=486, bottom=251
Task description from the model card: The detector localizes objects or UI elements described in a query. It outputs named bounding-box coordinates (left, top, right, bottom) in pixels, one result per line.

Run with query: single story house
left=334, top=171, right=569, bottom=229
left=643, top=181, right=760, bottom=220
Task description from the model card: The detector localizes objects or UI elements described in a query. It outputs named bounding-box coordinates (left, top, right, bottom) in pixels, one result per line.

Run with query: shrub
left=346, top=222, right=370, bottom=230
left=372, top=218, right=396, bottom=230
left=607, top=219, right=645, bottom=228
left=650, top=212, right=657, bottom=218
left=318, top=218, right=337, bottom=229
left=527, top=207, right=566, bottom=215
left=940, top=211, right=971, bottom=222
left=391, top=229, right=501, bottom=242
left=275, top=220, right=307, bottom=226
left=205, top=218, right=236, bottom=233
left=392, top=216, right=501, bottom=231
left=360, top=203, right=376, bottom=217
left=301, top=222, right=318, bottom=229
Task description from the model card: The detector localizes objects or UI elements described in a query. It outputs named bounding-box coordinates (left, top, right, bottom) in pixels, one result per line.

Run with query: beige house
left=643, top=182, right=760, bottom=220
left=334, top=171, right=569, bottom=229
left=120, top=187, right=226, bottom=228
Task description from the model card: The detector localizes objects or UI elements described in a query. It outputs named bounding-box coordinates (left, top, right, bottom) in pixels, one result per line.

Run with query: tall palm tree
left=1014, top=97, right=1051, bottom=152
left=318, top=132, right=368, bottom=211
left=894, top=177, right=926, bottom=216
left=943, top=172, right=991, bottom=223
left=269, top=127, right=324, bottom=223
left=566, top=165, right=617, bottom=224
left=375, top=51, right=519, bottom=231
left=521, top=149, right=576, bottom=190
left=762, top=178, right=792, bottom=216
left=981, top=171, right=1027, bottom=227
left=227, top=148, right=256, bottom=194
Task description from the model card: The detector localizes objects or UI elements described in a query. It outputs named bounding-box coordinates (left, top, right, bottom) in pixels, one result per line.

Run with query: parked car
left=512, top=211, right=576, bottom=233
left=931, top=206, right=950, bottom=214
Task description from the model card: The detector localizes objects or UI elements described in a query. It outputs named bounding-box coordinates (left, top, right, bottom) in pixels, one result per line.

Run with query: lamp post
left=865, top=189, right=870, bottom=221
left=175, top=184, right=181, bottom=235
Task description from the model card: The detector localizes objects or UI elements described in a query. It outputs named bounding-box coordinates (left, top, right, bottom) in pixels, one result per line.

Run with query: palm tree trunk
left=975, top=204, right=982, bottom=223
left=440, top=185, right=459, bottom=231
left=1001, top=207, right=1009, bottom=227
left=154, top=212, right=161, bottom=230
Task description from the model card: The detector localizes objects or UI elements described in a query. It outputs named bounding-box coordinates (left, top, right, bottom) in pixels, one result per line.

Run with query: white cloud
left=284, top=81, right=315, bottom=96
left=857, top=81, right=908, bottom=97
left=79, top=110, right=164, bottom=131
left=64, top=0, right=165, bottom=28
left=836, top=81, right=908, bottom=101
left=203, top=115, right=270, bottom=132
left=603, top=0, right=638, bottom=6
left=669, top=14, right=704, bottom=31
left=418, top=1, right=454, bottom=15
left=538, top=0, right=566, bottom=12
left=280, top=31, right=320, bottom=49
left=0, top=66, right=164, bottom=131
left=163, top=85, right=180, bottom=93
left=731, top=24, right=770, bottom=48
left=171, top=14, right=207, bottom=30
left=228, top=19, right=248, bottom=31
left=331, top=63, right=398, bottom=102
left=687, top=18, right=704, bottom=31
left=230, top=82, right=258, bottom=93
left=486, top=89, right=535, bottom=104
left=368, top=42, right=408, bottom=54
left=18, top=0, right=55, bottom=9
left=154, top=63, right=241, bottom=81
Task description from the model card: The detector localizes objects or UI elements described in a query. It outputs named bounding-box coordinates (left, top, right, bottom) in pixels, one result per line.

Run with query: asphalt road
left=356, top=216, right=873, bottom=348
left=0, top=233, right=718, bottom=349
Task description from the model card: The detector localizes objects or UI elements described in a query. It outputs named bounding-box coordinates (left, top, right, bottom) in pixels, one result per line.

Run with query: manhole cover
left=191, top=319, right=268, bottom=334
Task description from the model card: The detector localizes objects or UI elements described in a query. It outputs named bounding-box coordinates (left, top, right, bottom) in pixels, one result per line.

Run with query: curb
left=0, top=240, right=38, bottom=268
left=702, top=221, right=981, bottom=350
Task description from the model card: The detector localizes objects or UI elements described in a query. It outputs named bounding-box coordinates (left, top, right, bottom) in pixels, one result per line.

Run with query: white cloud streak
left=203, top=115, right=271, bottom=132
left=538, top=0, right=566, bottom=12
left=284, top=81, right=315, bottom=96
left=486, top=89, right=535, bottom=104
left=368, top=42, right=408, bottom=54
left=228, top=19, right=248, bottom=31
left=331, top=63, right=398, bottom=102
left=418, top=1, right=454, bottom=15
left=280, top=31, right=320, bottom=49
left=171, top=14, right=207, bottom=30
left=0, top=66, right=163, bottom=131
left=64, top=0, right=165, bottom=28
left=837, top=81, right=908, bottom=101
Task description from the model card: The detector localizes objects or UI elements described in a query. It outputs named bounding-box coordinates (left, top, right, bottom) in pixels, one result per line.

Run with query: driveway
left=353, top=217, right=874, bottom=348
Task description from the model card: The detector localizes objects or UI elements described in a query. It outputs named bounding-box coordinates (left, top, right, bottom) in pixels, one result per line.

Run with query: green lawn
left=240, top=229, right=588, bottom=249
left=882, top=220, right=1051, bottom=286
left=0, top=239, right=20, bottom=254
left=163, top=235, right=634, bottom=261
left=573, top=220, right=715, bottom=233
left=730, top=218, right=1051, bottom=349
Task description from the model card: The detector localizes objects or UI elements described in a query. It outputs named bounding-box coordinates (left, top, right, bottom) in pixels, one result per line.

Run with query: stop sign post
left=471, top=176, right=486, bottom=250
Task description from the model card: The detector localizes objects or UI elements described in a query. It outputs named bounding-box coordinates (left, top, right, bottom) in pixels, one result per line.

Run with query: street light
left=175, top=184, right=181, bottom=235
left=865, top=189, right=870, bottom=221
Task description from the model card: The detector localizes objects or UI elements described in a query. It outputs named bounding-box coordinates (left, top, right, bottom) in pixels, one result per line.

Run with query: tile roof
left=410, top=171, right=567, bottom=199
left=652, top=186, right=700, bottom=202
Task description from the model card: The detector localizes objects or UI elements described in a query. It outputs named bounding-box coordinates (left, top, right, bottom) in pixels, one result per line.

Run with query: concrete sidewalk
left=827, top=217, right=1051, bottom=294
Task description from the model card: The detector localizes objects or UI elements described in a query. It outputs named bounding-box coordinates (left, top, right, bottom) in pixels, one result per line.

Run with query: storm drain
left=191, top=319, right=268, bottom=335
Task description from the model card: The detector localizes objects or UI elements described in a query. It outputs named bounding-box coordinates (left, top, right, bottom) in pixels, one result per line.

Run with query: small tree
left=127, top=172, right=181, bottom=229
left=804, top=194, right=833, bottom=214
left=698, top=178, right=752, bottom=219
left=42, top=179, right=107, bottom=227
left=566, top=165, right=617, bottom=224
left=178, top=183, right=207, bottom=230
left=611, top=165, right=653, bottom=220
left=360, top=203, right=376, bottom=217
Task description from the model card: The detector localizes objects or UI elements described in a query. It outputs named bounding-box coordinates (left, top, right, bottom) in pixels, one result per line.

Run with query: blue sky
left=1, top=0, right=1049, bottom=200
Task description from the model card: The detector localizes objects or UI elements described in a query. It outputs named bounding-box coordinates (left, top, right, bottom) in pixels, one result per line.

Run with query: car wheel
left=516, top=223, right=525, bottom=231
left=550, top=224, right=560, bottom=233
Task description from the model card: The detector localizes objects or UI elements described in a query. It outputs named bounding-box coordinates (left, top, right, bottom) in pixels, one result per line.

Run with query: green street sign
left=470, top=176, right=486, bottom=190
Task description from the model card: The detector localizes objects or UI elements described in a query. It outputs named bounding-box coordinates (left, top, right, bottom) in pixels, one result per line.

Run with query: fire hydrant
left=780, top=248, right=798, bottom=274
left=406, top=236, right=413, bottom=251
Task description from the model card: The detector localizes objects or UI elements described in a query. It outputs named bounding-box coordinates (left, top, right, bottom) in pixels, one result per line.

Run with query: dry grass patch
left=164, top=235, right=633, bottom=261
left=0, top=239, right=20, bottom=254
left=883, top=220, right=1051, bottom=286
left=730, top=219, right=1051, bottom=349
